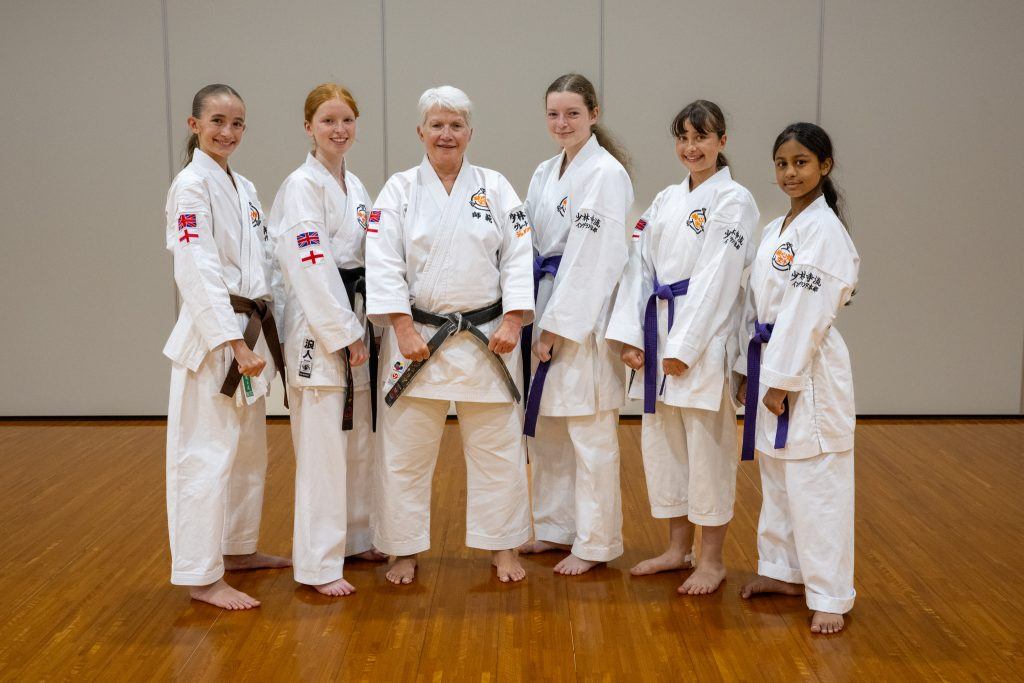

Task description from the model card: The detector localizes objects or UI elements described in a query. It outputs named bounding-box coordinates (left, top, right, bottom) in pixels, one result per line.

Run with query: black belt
left=338, top=267, right=377, bottom=432
left=219, top=294, right=288, bottom=407
left=384, top=300, right=520, bottom=406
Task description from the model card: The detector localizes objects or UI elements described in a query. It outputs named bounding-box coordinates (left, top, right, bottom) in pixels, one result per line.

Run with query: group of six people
left=163, top=74, right=859, bottom=635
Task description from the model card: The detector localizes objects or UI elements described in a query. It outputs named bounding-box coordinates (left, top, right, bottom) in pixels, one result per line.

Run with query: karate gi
left=524, top=135, right=633, bottom=562
left=164, top=148, right=276, bottom=586
left=269, top=153, right=376, bottom=585
left=737, top=194, right=859, bottom=614
left=607, top=168, right=758, bottom=525
left=366, top=157, right=534, bottom=555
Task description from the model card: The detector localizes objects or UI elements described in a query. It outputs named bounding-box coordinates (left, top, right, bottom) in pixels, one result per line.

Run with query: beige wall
left=2, top=0, right=1021, bottom=415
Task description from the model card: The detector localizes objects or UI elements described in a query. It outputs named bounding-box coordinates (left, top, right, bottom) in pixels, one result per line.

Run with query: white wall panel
left=383, top=0, right=601, bottom=193
left=165, top=0, right=386, bottom=415
left=604, top=0, right=820, bottom=415
left=821, top=0, right=1024, bottom=413
left=0, top=1, right=170, bottom=414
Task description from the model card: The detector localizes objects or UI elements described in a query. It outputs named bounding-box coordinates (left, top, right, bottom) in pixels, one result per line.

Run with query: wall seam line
left=160, top=0, right=180, bottom=317
left=599, top=0, right=605, bottom=98
left=816, top=0, right=824, bottom=124
left=380, top=0, right=389, bottom=183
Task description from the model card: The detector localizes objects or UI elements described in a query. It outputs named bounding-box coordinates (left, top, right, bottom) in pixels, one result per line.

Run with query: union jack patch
left=632, top=218, right=647, bottom=239
left=367, top=210, right=381, bottom=234
left=178, top=214, right=197, bottom=230
left=296, top=231, right=320, bottom=248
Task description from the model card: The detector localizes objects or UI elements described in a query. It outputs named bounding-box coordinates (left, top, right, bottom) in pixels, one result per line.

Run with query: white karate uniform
left=269, top=153, right=376, bottom=584
left=737, top=194, right=859, bottom=614
left=163, top=148, right=275, bottom=586
left=607, top=168, right=758, bottom=525
left=366, top=157, right=534, bottom=555
left=524, top=134, right=633, bottom=562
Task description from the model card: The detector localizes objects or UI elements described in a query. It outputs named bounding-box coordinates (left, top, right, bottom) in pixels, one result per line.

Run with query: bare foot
left=492, top=550, right=526, bottom=583
left=517, top=539, right=571, bottom=554
left=223, top=551, right=292, bottom=571
left=630, top=549, right=694, bottom=576
left=386, top=556, right=417, bottom=585
left=678, top=563, right=726, bottom=595
left=349, top=549, right=389, bottom=562
left=189, top=579, right=260, bottom=610
left=811, top=611, right=845, bottom=634
left=740, top=575, right=805, bottom=599
left=553, top=554, right=602, bottom=576
left=315, top=578, right=356, bottom=597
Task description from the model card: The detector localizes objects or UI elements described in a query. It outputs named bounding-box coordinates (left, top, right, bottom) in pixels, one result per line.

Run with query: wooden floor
left=0, top=418, right=1021, bottom=681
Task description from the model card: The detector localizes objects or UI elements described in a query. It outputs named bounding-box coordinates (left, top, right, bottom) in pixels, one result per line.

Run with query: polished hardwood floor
left=0, top=418, right=1021, bottom=680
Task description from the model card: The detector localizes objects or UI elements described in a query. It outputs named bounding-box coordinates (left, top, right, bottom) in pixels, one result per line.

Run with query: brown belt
left=219, top=294, right=288, bottom=407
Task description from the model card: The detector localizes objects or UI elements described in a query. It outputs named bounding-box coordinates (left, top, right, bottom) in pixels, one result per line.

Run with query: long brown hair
left=545, top=73, right=632, bottom=177
left=183, top=83, right=243, bottom=167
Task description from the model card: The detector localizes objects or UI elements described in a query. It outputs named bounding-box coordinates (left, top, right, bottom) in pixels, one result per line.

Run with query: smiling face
left=305, top=97, right=356, bottom=159
left=545, top=91, right=597, bottom=153
left=774, top=137, right=833, bottom=200
left=188, top=93, right=246, bottom=166
left=675, top=118, right=726, bottom=179
left=417, top=107, right=471, bottom=169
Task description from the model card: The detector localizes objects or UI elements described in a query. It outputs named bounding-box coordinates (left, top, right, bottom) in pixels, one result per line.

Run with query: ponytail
left=592, top=123, right=633, bottom=177
left=820, top=175, right=848, bottom=229
left=182, top=83, right=243, bottom=168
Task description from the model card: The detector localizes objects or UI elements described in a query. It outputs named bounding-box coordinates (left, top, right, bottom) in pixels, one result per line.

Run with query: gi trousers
left=373, top=397, right=531, bottom=556
left=166, top=355, right=267, bottom=586
left=756, top=448, right=856, bottom=614
left=529, top=409, right=624, bottom=562
left=640, top=385, right=738, bottom=526
left=288, top=386, right=375, bottom=585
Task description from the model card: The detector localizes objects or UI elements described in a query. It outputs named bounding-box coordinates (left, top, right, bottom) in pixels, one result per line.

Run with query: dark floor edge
left=2, top=413, right=1022, bottom=422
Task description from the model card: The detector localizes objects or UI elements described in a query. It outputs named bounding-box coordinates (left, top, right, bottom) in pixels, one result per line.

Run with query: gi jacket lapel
left=194, top=148, right=243, bottom=227
left=413, top=156, right=476, bottom=310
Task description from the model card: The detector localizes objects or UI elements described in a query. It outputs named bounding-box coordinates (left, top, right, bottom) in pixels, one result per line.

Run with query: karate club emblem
left=686, top=208, right=707, bottom=234
left=249, top=202, right=266, bottom=240
left=469, top=188, right=490, bottom=212
left=356, top=203, right=368, bottom=231
left=772, top=242, right=795, bottom=271
left=557, top=195, right=568, bottom=217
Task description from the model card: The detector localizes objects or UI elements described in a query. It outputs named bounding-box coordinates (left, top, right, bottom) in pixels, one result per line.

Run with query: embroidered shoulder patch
left=722, top=228, right=744, bottom=250
left=632, top=218, right=647, bottom=240
left=367, top=210, right=381, bottom=234
left=790, top=269, right=822, bottom=292
left=574, top=211, right=600, bottom=233
left=177, top=213, right=199, bottom=244
left=296, top=231, right=320, bottom=247
left=508, top=208, right=532, bottom=238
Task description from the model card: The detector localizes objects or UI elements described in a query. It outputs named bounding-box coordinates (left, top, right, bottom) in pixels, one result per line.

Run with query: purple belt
left=740, top=320, right=789, bottom=461
left=643, top=275, right=690, bottom=413
left=522, top=254, right=562, bottom=437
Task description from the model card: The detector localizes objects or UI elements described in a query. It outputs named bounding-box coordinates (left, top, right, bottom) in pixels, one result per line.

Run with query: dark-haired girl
left=607, top=100, right=758, bottom=595
left=737, top=123, right=859, bottom=634
left=518, top=74, right=633, bottom=575
left=163, top=84, right=289, bottom=610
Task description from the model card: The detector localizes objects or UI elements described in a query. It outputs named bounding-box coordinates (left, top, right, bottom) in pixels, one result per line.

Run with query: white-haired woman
left=366, top=86, right=535, bottom=584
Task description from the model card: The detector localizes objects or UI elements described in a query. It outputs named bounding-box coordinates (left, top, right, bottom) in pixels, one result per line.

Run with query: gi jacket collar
left=418, top=154, right=474, bottom=211
left=193, top=148, right=241, bottom=200
left=304, top=152, right=348, bottom=193
left=682, top=166, right=732, bottom=197
left=559, top=133, right=601, bottom=181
